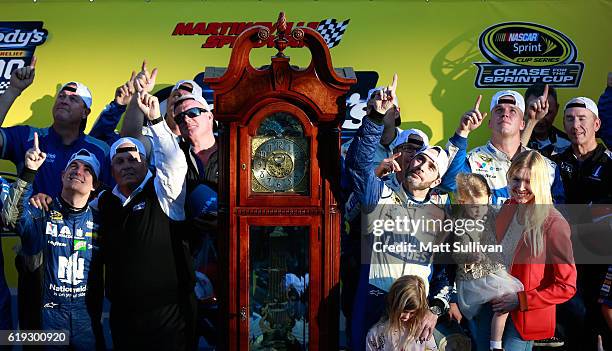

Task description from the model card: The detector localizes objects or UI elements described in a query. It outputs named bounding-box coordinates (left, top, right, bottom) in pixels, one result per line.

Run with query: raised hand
left=375, top=152, right=402, bottom=178
left=9, top=56, right=36, bottom=93
left=368, top=74, right=398, bottom=115
left=136, top=92, right=160, bottom=121
left=457, top=95, right=487, bottom=137
left=24, top=132, right=46, bottom=171
left=527, top=84, right=549, bottom=122
left=114, top=71, right=136, bottom=106
left=133, top=60, right=158, bottom=93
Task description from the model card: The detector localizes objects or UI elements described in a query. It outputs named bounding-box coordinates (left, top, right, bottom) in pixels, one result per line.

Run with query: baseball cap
left=174, top=93, right=211, bottom=112
left=417, top=146, right=449, bottom=180
left=60, top=82, right=92, bottom=109
left=110, top=137, right=147, bottom=160
left=490, top=90, right=525, bottom=114
left=564, top=97, right=599, bottom=117
left=65, top=149, right=101, bottom=179
left=391, top=129, right=429, bottom=152
left=172, top=79, right=203, bottom=99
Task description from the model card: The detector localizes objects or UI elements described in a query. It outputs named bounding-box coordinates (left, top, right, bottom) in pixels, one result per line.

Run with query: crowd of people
left=0, top=57, right=610, bottom=351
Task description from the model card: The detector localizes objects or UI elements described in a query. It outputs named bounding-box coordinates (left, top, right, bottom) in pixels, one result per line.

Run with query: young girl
left=366, top=275, right=438, bottom=351
left=452, top=173, right=524, bottom=351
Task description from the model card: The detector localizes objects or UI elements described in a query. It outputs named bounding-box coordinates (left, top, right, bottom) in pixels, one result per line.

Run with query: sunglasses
left=174, top=107, right=207, bottom=125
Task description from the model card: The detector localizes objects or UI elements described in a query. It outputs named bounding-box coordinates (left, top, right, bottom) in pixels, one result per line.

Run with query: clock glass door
left=248, top=225, right=309, bottom=350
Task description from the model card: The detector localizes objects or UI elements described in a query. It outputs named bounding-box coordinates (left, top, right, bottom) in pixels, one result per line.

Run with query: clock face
left=252, top=136, right=309, bottom=193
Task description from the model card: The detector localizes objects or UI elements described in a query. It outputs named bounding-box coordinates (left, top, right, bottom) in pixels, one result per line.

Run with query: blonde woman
left=479, top=150, right=576, bottom=351
left=366, top=275, right=438, bottom=351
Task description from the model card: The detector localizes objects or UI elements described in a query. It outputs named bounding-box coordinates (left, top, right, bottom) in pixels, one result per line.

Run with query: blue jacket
left=1, top=173, right=102, bottom=309
left=344, top=114, right=455, bottom=306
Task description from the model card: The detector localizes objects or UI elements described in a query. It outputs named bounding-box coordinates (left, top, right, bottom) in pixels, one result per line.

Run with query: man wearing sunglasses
left=1, top=135, right=105, bottom=350
left=172, top=93, right=218, bottom=190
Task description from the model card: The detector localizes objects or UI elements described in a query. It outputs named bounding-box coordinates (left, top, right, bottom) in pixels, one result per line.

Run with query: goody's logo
left=0, top=26, right=47, bottom=49
left=0, top=22, right=48, bottom=94
left=475, top=22, right=584, bottom=88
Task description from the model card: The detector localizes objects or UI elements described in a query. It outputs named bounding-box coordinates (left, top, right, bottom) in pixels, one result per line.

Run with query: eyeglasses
left=174, top=107, right=207, bottom=125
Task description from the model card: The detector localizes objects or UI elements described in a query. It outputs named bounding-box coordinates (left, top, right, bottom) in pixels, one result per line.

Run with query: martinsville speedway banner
left=0, top=0, right=610, bottom=280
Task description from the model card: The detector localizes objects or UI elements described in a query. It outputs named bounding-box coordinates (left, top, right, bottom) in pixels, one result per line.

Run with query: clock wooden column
left=204, top=12, right=356, bottom=350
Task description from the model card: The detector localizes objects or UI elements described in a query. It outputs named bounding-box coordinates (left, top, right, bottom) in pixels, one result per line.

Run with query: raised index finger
left=542, top=84, right=549, bottom=100
left=391, top=152, right=402, bottom=160
left=29, top=56, right=37, bottom=69
left=33, top=132, right=39, bottom=151
left=141, top=59, right=148, bottom=73
left=390, top=73, right=398, bottom=91
left=474, top=95, right=482, bottom=111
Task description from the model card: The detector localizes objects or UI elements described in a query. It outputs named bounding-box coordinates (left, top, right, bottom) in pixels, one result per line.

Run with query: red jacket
left=495, top=201, right=577, bottom=340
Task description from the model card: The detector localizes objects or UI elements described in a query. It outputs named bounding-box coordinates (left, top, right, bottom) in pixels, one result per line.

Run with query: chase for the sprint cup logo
left=0, top=22, right=48, bottom=94
left=475, top=22, right=584, bottom=88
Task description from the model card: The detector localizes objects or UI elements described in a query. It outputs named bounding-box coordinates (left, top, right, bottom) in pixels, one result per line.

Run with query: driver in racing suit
left=1, top=137, right=104, bottom=351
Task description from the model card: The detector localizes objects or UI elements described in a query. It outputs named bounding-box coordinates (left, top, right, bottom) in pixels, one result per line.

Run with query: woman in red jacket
left=484, top=150, right=577, bottom=350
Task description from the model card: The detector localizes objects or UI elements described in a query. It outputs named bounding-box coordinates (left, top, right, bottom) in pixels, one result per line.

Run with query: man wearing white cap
left=443, top=90, right=564, bottom=204
left=552, top=97, right=611, bottom=204
left=347, top=74, right=461, bottom=351
left=1, top=132, right=105, bottom=350
left=0, top=61, right=110, bottom=197
left=96, top=90, right=195, bottom=350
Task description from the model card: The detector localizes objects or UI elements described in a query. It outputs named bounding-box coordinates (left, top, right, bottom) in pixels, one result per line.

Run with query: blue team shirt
left=0, top=126, right=112, bottom=197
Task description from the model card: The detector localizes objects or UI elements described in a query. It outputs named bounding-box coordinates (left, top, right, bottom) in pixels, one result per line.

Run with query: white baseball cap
left=417, top=146, right=449, bottom=180
left=564, top=97, right=599, bottom=117
left=490, top=90, right=525, bottom=114
left=174, top=93, right=211, bottom=112
left=60, top=81, right=92, bottom=109
left=391, top=128, right=429, bottom=152
left=110, top=137, right=147, bottom=160
left=172, top=79, right=203, bottom=99
left=65, top=149, right=100, bottom=179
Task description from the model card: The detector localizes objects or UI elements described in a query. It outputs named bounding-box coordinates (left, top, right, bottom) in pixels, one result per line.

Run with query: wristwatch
left=429, top=305, right=443, bottom=316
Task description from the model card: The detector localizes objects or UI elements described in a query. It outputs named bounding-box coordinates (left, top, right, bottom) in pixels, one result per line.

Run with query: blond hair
left=507, top=150, right=552, bottom=256
left=455, top=173, right=491, bottom=201
left=378, top=275, right=428, bottom=349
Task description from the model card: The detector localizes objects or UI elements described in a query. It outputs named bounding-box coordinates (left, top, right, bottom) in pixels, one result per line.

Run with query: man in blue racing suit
left=1, top=134, right=104, bottom=351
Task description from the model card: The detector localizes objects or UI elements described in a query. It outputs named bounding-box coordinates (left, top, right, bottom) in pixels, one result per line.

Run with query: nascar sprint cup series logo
left=475, top=22, right=584, bottom=88
left=0, top=22, right=48, bottom=94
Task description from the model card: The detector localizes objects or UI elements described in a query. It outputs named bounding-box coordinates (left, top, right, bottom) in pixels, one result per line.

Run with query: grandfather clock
left=204, top=12, right=356, bottom=351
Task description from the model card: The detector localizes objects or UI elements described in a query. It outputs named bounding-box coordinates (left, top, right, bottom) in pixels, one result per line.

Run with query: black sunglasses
left=174, top=107, right=207, bottom=125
